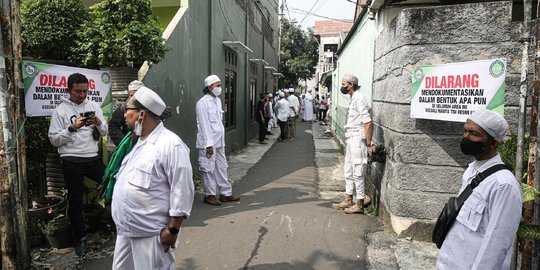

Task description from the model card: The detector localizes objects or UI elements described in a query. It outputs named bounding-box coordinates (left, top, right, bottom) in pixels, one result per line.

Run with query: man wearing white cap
left=286, top=88, right=300, bottom=140
left=275, top=91, right=291, bottom=141
left=332, top=74, right=373, bottom=214
left=109, top=80, right=145, bottom=146
left=437, top=108, right=522, bottom=270
left=196, top=75, right=240, bottom=206
left=111, top=87, right=195, bottom=269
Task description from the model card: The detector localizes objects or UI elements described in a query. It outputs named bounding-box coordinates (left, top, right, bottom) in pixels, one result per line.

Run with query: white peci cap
left=134, top=87, right=166, bottom=115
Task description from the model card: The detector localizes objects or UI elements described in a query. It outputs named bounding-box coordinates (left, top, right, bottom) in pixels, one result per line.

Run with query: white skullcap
left=468, top=108, right=508, bottom=141
left=204, top=75, right=221, bottom=86
left=267, top=93, right=273, bottom=97
left=134, top=87, right=166, bottom=115
left=279, top=92, right=285, bottom=98
left=288, top=88, right=295, bottom=93
left=342, top=74, right=359, bottom=85
left=128, top=80, right=145, bottom=91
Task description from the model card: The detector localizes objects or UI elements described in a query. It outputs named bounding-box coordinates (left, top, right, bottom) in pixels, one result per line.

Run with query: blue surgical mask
left=213, top=87, right=222, bottom=97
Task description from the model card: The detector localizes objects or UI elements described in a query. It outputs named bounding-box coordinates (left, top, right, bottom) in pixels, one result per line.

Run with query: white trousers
left=112, top=235, right=176, bottom=270
left=344, top=134, right=367, bottom=200
left=198, top=147, right=232, bottom=196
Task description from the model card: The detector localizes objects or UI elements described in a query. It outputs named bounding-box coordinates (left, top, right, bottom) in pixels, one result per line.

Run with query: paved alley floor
left=175, top=122, right=378, bottom=270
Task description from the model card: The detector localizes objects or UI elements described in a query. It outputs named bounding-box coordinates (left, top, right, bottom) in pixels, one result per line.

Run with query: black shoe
left=76, top=240, right=87, bottom=256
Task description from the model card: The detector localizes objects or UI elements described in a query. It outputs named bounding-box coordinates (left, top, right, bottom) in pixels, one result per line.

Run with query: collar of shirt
left=467, top=153, right=504, bottom=181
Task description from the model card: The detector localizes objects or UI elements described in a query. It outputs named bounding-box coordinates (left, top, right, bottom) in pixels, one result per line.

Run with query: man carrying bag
left=434, top=109, right=522, bottom=270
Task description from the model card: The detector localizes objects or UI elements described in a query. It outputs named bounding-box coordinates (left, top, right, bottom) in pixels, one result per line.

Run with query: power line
left=289, top=8, right=352, bottom=23
left=299, top=0, right=321, bottom=27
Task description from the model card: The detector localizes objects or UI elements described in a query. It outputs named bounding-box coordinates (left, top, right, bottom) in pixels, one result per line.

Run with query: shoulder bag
left=432, top=164, right=508, bottom=248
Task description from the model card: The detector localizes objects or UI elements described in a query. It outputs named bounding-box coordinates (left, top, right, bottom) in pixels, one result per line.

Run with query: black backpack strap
left=470, top=164, right=509, bottom=189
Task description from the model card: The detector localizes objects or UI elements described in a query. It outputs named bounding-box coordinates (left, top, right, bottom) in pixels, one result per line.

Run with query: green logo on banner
left=101, top=72, right=111, bottom=84
left=24, top=62, right=37, bottom=77
left=489, top=60, right=505, bottom=78
left=414, top=67, right=424, bottom=81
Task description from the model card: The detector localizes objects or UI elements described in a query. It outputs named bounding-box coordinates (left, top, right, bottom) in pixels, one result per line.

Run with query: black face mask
left=460, top=137, right=488, bottom=156
left=340, top=86, right=349, bottom=95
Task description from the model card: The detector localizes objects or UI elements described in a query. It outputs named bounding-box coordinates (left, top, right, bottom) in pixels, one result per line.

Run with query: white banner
left=23, top=61, right=112, bottom=117
left=410, top=59, right=506, bottom=122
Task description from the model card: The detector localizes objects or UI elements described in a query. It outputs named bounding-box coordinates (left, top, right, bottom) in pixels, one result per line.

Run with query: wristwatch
left=168, top=226, right=180, bottom=235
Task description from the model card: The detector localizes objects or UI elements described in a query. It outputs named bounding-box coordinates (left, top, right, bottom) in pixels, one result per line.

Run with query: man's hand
left=206, top=146, right=214, bottom=158
left=70, top=117, right=87, bottom=130
left=368, top=146, right=373, bottom=156
left=84, top=116, right=102, bottom=126
left=160, top=228, right=178, bottom=250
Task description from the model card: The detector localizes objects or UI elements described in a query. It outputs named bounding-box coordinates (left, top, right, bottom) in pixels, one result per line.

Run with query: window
left=250, top=62, right=258, bottom=120
left=224, top=48, right=238, bottom=130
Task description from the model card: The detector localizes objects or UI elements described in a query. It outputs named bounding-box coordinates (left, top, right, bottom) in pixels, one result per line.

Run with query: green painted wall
left=332, top=14, right=377, bottom=143
left=154, top=6, right=179, bottom=30
left=142, top=0, right=279, bottom=164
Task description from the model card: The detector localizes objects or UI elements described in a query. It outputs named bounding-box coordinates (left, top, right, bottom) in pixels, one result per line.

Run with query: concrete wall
left=140, top=0, right=279, bottom=164
left=372, top=1, right=525, bottom=239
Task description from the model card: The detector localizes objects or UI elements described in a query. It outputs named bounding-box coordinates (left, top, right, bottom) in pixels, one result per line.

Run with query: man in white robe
left=302, top=89, right=314, bottom=122
left=196, top=75, right=240, bottom=206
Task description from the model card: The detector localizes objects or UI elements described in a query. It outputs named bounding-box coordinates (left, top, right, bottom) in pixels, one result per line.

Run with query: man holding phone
left=48, top=73, right=108, bottom=256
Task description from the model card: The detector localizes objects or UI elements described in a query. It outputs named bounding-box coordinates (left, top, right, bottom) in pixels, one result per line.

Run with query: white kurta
left=437, top=154, right=522, bottom=270
left=196, top=94, right=225, bottom=149
left=112, top=123, right=195, bottom=237
left=302, top=93, right=314, bottom=121
left=344, top=90, right=371, bottom=199
left=195, top=93, right=232, bottom=196
left=287, top=94, right=300, bottom=117
left=275, top=98, right=291, bottom=122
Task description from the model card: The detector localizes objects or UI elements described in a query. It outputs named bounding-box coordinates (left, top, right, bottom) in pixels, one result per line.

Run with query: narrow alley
left=176, top=122, right=378, bottom=269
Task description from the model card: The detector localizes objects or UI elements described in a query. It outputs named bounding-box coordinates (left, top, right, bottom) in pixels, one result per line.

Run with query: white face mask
left=212, top=87, right=222, bottom=97
left=134, top=118, right=143, bottom=136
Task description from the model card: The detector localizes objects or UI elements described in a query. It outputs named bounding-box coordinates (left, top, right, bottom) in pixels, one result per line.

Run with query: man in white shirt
left=275, top=91, right=291, bottom=141
left=48, top=73, right=108, bottom=255
left=437, top=109, right=522, bottom=270
left=286, top=88, right=300, bottom=140
left=196, top=75, right=240, bottom=206
left=331, top=74, right=373, bottom=214
left=111, top=87, right=195, bottom=270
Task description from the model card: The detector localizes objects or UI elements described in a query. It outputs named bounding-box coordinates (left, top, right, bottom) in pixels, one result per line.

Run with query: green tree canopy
left=71, top=0, right=169, bottom=68
left=279, top=19, right=318, bottom=88
left=21, top=0, right=88, bottom=61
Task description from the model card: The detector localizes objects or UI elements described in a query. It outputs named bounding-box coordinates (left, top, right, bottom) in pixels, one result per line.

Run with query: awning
left=264, top=66, right=277, bottom=72
left=272, top=72, right=284, bottom=77
left=249, top=58, right=269, bottom=65
left=319, top=69, right=333, bottom=84
left=223, top=41, right=253, bottom=53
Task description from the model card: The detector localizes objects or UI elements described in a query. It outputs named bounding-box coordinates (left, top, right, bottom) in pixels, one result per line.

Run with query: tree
left=21, top=0, right=88, bottom=61
left=279, top=19, right=318, bottom=87
left=72, top=0, right=169, bottom=68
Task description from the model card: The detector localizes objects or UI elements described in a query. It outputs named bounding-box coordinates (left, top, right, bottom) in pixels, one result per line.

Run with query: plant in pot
left=39, top=208, right=73, bottom=249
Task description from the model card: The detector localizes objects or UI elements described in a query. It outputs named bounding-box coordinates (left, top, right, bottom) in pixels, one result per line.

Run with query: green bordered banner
left=23, top=60, right=112, bottom=117
left=410, top=59, right=506, bottom=122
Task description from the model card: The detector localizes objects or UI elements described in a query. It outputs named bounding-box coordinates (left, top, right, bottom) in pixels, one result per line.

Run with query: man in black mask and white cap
left=437, top=108, right=522, bottom=269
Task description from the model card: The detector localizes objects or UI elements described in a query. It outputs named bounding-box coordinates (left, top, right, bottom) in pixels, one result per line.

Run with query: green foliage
left=72, top=0, right=170, bottom=68
left=25, top=117, right=55, bottom=197
left=517, top=223, right=540, bottom=240
left=522, top=183, right=540, bottom=203
left=39, top=213, right=69, bottom=235
left=21, top=0, right=88, bottom=61
left=279, top=19, right=318, bottom=87
left=497, top=133, right=530, bottom=179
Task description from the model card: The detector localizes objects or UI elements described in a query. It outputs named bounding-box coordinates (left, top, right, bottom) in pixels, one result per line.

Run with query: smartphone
left=83, top=111, right=95, bottom=118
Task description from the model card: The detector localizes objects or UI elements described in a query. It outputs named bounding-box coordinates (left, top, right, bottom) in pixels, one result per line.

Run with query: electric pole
left=0, top=0, right=30, bottom=268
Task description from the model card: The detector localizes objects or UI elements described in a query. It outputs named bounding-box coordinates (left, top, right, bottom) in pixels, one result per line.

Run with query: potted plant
left=39, top=210, right=73, bottom=249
